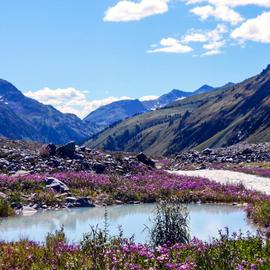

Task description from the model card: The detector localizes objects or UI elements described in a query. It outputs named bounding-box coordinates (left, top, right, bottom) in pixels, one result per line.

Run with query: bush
left=149, top=199, right=190, bottom=247
left=247, top=201, right=270, bottom=227
left=46, top=226, right=67, bottom=248
left=0, top=199, right=14, bottom=217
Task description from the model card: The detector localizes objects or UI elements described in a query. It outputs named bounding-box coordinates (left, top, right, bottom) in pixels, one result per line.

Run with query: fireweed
left=1, top=170, right=270, bottom=268
left=0, top=229, right=269, bottom=270
left=1, top=169, right=270, bottom=225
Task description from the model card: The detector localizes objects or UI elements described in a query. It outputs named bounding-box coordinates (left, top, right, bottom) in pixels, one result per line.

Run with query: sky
left=0, top=0, right=269, bottom=118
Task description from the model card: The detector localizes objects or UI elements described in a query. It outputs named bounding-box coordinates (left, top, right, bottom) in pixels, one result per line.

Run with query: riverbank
left=1, top=169, right=270, bottom=228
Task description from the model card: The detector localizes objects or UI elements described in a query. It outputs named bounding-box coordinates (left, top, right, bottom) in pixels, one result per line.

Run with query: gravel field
left=169, top=169, right=270, bottom=195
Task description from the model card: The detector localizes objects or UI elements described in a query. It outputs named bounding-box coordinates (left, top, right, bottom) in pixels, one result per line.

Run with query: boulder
left=136, top=152, right=155, bottom=168
left=22, top=206, right=37, bottom=216
left=56, top=141, right=76, bottom=158
left=45, top=177, right=70, bottom=193
left=76, top=197, right=95, bottom=207
left=202, top=148, right=212, bottom=155
left=242, top=148, right=253, bottom=155
left=40, top=143, right=56, bottom=157
left=65, top=196, right=77, bottom=203
left=13, top=170, right=31, bottom=177
left=92, top=163, right=106, bottom=174
left=0, top=192, right=7, bottom=200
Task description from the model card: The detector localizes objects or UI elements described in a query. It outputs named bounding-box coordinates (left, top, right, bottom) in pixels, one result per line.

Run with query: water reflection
left=0, top=203, right=257, bottom=243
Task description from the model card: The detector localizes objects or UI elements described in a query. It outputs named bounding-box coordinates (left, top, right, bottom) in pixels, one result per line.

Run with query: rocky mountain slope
left=0, top=79, right=92, bottom=144
left=0, top=137, right=155, bottom=176
left=86, top=65, right=270, bottom=156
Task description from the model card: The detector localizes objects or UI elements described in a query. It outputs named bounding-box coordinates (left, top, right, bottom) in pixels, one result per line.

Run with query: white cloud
left=202, top=49, right=222, bottom=56
left=149, top=24, right=227, bottom=55
left=180, top=24, right=227, bottom=55
left=139, top=95, right=159, bottom=101
left=182, top=24, right=227, bottom=43
left=25, top=87, right=132, bottom=119
left=203, top=40, right=225, bottom=50
left=185, top=0, right=270, bottom=8
left=182, top=32, right=208, bottom=43
left=104, top=0, right=169, bottom=22
left=231, top=11, right=270, bottom=43
left=190, top=4, right=244, bottom=24
left=148, top=37, right=193, bottom=53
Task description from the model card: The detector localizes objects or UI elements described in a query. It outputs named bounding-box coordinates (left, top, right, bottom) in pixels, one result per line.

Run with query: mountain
left=0, top=79, right=92, bottom=144
left=84, top=87, right=215, bottom=133
left=142, top=89, right=193, bottom=110
left=86, top=65, right=270, bottom=156
left=83, top=99, right=148, bottom=132
left=194, top=84, right=214, bottom=94
left=0, top=79, right=216, bottom=145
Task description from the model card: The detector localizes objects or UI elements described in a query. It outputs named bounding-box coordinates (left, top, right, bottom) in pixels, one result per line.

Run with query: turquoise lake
left=0, top=203, right=257, bottom=243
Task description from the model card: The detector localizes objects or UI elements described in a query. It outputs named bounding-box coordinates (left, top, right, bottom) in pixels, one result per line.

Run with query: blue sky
left=0, top=0, right=269, bottom=117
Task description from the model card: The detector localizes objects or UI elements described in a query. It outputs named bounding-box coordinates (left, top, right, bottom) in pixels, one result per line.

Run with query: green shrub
left=148, top=199, right=190, bottom=246
left=46, top=226, right=67, bottom=248
left=0, top=199, right=14, bottom=217
left=248, top=201, right=270, bottom=227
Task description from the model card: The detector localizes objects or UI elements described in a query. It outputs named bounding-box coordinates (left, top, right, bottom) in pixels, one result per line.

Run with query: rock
left=202, top=148, right=212, bottom=155
left=92, top=163, right=106, bottom=174
left=31, top=204, right=39, bottom=209
left=242, top=148, right=253, bottom=155
left=22, top=206, right=37, bottom=216
left=13, top=170, right=31, bottom=177
left=136, top=152, right=155, bottom=168
left=47, top=158, right=60, bottom=167
left=0, top=192, right=7, bottom=199
left=198, top=164, right=206, bottom=170
left=40, top=143, right=56, bottom=157
left=0, top=158, right=10, bottom=167
left=45, top=177, right=70, bottom=193
left=78, top=146, right=86, bottom=152
left=128, top=201, right=141, bottom=205
left=66, top=196, right=77, bottom=203
left=76, top=197, right=95, bottom=207
left=73, top=153, right=84, bottom=160
left=115, top=200, right=123, bottom=204
left=81, top=161, right=90, bottom=169
left=56, top=141, right=76, bottom=158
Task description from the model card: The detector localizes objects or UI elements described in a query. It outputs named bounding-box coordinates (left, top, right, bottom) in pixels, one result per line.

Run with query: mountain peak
left=194, top=84, right=214, bottom=94
left=260, top=64, right=270, bottom=76
left=0, top=79, right=24, bottom=102
left=0, top=79, right=21, bottom=95
left=169, top=89, right=185, bottom=95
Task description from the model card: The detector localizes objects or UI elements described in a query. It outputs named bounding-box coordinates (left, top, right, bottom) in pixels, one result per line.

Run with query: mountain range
left=83, top=99, right=148, bottom=133
left=0, top=79, right=215, bottom=144
left=0, top=79, right=92, bottom=144
left=83, top=85, right=215, bottom=131
left=86, top=65, right=270, bottom=156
